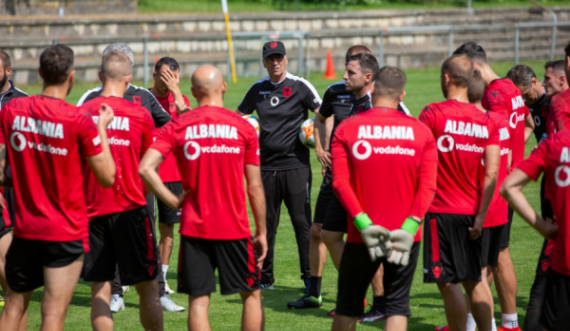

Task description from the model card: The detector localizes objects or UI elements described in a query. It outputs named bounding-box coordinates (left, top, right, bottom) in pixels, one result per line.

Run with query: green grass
left=137, top=0, right=569, bottom=14
left=4, top=59, right=550, bottom=330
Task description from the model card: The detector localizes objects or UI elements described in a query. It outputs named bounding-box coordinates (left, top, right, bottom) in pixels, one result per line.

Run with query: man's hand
left=316, top=149, right=331, bottom=170
left=167, top=190, right=189, bottom=210
left=360, top=225, right=391, bottom=262
left=98, top=103, right=114, bottom=128
left=468, top=214, right=484, bottom=240
left=387, top=229, right=414, bottom=266
left=160, top=69, right=182, bottom=95
left=253, top=234, right=268, bottom=270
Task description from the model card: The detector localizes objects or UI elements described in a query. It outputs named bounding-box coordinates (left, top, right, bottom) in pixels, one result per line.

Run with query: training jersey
left=153, top=91, right=191, bottom=183
left=482, top=78, right=529, bottom=170
left=0, top=96, right=102, bottom=241
left=0, top=81, right=28, bottom=109
left=151, top=105, right=259, bottom=240
left=419, top=99, right=500, bottom=215
left=238, top=72, right=321, bottom=171
left=480, top=112, right=510, bottom=227
left=332, top=108, right=437, bottom=243
left=78, top=84, right=172, bottom=128
left=549, top=89, right=570, bottom=133
left=527, top=92, right=550, bottom=143
left=350, top=93, right=410, bottom=117
left=517, top=129, right=570, bottom=276
left=80, top=96, right=155, bottom=219
left=320, top=81, right=353, bottom=143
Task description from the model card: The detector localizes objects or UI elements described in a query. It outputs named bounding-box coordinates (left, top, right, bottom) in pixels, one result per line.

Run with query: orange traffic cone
left=324, top=51, right=337, bottom=79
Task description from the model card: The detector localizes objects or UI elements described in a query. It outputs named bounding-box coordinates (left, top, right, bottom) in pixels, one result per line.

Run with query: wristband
left=353, top=213, right=373, bottom=232
left=401, top=217, right=421, bottom=236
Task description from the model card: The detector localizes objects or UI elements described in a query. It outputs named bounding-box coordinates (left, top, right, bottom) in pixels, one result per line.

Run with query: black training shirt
left=77, top=84, right=172, bottom=128
left=349, top=93, right=410, bottom=117
left=239, top=72, right=321, bottom=171
left=526, top=91, right=550, bottom=143
left=0, top=81, right=28, bottom=109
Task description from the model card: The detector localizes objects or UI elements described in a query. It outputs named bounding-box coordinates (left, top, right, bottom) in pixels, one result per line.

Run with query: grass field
left=1, top=59, right=551, bottom=330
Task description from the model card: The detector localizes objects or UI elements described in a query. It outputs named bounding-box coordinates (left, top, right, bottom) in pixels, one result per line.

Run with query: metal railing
left=514, top=21, right=570, bottom=64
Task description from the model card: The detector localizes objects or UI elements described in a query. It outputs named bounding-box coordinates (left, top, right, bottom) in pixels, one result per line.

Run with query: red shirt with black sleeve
left=150, top=105, right=259, bottom=240
left=419, top=100, right=500, bottom=215
left=482, top=78, right=529, bottom=170
left=80, top=96, right=155, bottom=219
left=331, top=108, right=438, bottom=244
left=0, top=96, right=102, bottom=242
left=517, top=129, right=570, bottom=276
left=480, top=112, right=510, bottom=227
left=154, top=91, right=191, bottom=183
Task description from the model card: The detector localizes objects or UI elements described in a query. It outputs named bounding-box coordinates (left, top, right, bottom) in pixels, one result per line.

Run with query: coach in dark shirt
left=238, top=41, right=321, bottom=290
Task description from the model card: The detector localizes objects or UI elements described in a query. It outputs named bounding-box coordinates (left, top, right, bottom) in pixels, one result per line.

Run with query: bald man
left=139, top=65, right=267, bottom=331
left=419, top=55, right=499, bottom=331
left=79, top=51, right=163, bottom=331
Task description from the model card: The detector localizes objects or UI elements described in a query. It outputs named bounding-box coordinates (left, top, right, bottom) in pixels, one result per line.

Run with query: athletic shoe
left=434, top=327, right=449, bottom=331
left=287, top=294, right=322, bottom=309
left=357, top=306, right=386, bottom=323
left=121, top=285, right=130, bottom=293
left=164, top=282, right=175, bottom=295
left=260, top=283, right=274, bottom=291
left=160, top=295, right=185, bottom=312
left=498, top=327, right=520, bottom=331
left=327, top=308, right=336, bottom=317
left=304, top=278, right=311, bottom=295
left=110, top=294, right=125, bottom=313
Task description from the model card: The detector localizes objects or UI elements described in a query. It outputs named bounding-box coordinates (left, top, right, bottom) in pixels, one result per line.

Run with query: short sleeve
left=141, top=111, right=156, bottom=156
left=485, top=117, right=500, bottom=147
left=78, top=114, right=103, bottom=158
left=146, top=92, right=172, bottom=128
left=517, top=137, right=549, bottom=181
left=483, top=89, right=509, bottom=119
left=238, top=85, right=257, bottom=115
left=150, top=121, right=175, bottom=159
left=418, top=105, right=437, bottom=133
left=243, top=123, right=260, bottom=166
left=300, top=79, right=322, bottom=112
left=319, top=87, right=334, bottom=118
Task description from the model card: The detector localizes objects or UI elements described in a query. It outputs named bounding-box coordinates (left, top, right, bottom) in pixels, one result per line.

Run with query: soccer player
left=331, top=65, right=438, bottom=331
left=500, top=123, right=568, bottom=331
left=543, top=60, right=569, bottom=99
left=237, top=41, right=321, bottom=291
left=0, top=50, right=27, bottom=311
left=0, top=44, right=116, bottom=331
left=139, top=65, right=267, bottom=331
left=80, top=51, right=164, bottom=331
left=77, top=43, right=183, bottom=312
left=454, top=42, right=533, bottom=331
left=420, top=55, right=500, bottom=331
left=149, top=56, right=191, bottom=295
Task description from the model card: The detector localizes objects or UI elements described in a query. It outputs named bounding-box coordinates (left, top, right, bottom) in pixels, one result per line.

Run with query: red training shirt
left=482, top=78, right=529, bottom=171
left=419, top=100, right=500, bottom=215
left=332, top=108, right=438, bottom=244
left=550, top=89, right=570, bottom=133
left=480, top=112, right=510, bottom=227
left=80, top=96, right=155, bottom=219
left=151, top=105, right=259, bottom=240
left=0, top=96, right=102, bottom=241
left=154, top=91, right=191, bottom=183
left=517, top=129, right=570, bottom=276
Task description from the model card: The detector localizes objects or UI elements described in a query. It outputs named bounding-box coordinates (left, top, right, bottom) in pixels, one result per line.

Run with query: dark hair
left=373, top=66, right=406, bottom=100
left=347, top=53, right=379, bottom=76
left=39, top=45, right=74, bottom=85
left=506, top=64, right=536, bottom=88
left=0, top=51, right=11, bottom=70
left=545, top=60, right=565, bottom=74
left=345, top=45, right=371, bottom=63
left=565, top=40, right=570, bottom=58
left=155, top=57, right=180, bottom=72
left=441, top=54, right=473, bottom=88
left=453, top=42, right=487, bottom=64
left=468, top=69, right=485, bottom=104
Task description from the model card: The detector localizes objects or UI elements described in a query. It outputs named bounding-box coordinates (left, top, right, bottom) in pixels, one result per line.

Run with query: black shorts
left=540, top=175, right=554, bottom=220
left=0, top=225, right=12, bottom=239
left=178, top=236, right=260, bottom=295
left=541, top=271, right=570, bottom=331
left=501, top=207, right=513, bottom=247
left=314, top=169, right=333, bottom=225
left=423, top=213, right=482, bottom=283
left=336, top=242, right=420, bottom=317
left=6, top=236, right=87, bottom=292
left=314, top=168, right=348, bottom=232
left=481, top=224, right=505, bottom=267
left=83, top=206, right=159, bottom=285
left=157, top=181, right=182, bottom=225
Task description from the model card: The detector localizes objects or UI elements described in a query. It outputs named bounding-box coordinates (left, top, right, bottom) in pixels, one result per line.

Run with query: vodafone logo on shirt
left=509, top=111, right=525, bottom=129
left=352, top=140, right=372, bottom=160
left=436, top=135, right=484, bottom=153
left=557, top=147, right=570, bottom=187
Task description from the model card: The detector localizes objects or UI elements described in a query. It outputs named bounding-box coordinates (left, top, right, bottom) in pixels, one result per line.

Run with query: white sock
left=492, top=318, right=497, bottom=331
left=501, top=313, right=518, bottom=328
left=162, top=265, right=169, bottom=280
left=466, top=313, right=477, bottom=331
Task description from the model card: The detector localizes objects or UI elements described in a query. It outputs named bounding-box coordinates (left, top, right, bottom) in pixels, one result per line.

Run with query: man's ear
left=5, top=66, right=11, bottom=77
left=98, top=71, right=104, bottom=84
left=400, top=90, right=406, bottom=103
left=221, top=81, right=227, bottom=95
left=68, top=70, right=75, bottom=84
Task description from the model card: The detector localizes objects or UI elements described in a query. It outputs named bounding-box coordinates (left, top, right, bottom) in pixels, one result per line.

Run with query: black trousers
left=261, top=167, right=312, bottom=284
left=112, top=193, right=165, bottom=297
